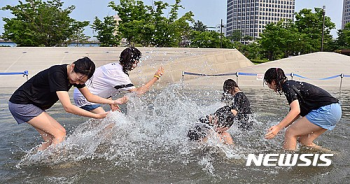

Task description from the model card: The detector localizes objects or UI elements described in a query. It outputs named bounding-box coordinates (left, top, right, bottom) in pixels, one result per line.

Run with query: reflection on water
left=0, top=85, right=349, bottom=183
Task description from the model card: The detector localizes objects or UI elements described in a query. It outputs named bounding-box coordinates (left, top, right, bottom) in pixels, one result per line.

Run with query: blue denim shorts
left=80, top=104, right=101, bottom=111
left=306, top=103, right=342, bottom=130
left=8, top=101, right=44, bottom=124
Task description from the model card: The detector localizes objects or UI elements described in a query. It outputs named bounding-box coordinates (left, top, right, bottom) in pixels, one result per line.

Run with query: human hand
left=110, top=104, right=121, bottom=112
left=95, top=112, right=109, bottom=119
left=114, top=96, right=128, bottom=105
left=215, top=126, right=229, bottom=133
left=265, top=125, right=281, bottom=139
left=154, top=66, right=164, bottom=79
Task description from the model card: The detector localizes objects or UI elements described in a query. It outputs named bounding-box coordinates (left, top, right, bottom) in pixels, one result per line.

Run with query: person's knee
left=53, top=129, right=66, bottom=142
left=285, top=127, right=298, bottom=138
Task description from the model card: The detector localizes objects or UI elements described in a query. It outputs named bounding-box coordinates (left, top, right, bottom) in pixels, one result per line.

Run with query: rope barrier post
left=24, top=70, right=29, bottom=80
left=290, top=72, right=294, bottom=80
left=339, top=73, right=344, bottom=101
left=236, top=72, right=239, bottom=85
left=181, top=71, right=184, bottom=88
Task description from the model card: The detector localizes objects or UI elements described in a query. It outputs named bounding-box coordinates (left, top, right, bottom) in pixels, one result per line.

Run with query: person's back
left=222, top=79, right=253, bottom=130
left=73, top=62, right=134, bottom=108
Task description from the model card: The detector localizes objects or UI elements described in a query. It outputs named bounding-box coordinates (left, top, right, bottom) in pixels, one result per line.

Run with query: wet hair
left=222, top=79, right=239, bottom=102
left=73, top=57, right=95, bottom=79
left=119, top=47, right=142, bottom=75
left=187, top=124, right=211, bottom=141
left=213, top=106, right=235, bottom=128
left=264, top=68, right=287, bottom=93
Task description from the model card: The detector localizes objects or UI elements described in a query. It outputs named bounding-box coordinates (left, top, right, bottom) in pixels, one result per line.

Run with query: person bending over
left=264, top=68, right=341, bottom=151
left=8, top=57, right=124, bottom=151
left=73, top=47, right=164, bottom=113
left=222, top=79, right=254, bottom=130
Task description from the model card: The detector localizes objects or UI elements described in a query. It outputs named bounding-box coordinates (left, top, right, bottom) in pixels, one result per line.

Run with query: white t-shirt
left=73, top=62, right=135, bottom=107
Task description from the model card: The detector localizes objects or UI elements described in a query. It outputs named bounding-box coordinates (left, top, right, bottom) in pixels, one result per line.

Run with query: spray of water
left=16, top=84, right=283, bottom=174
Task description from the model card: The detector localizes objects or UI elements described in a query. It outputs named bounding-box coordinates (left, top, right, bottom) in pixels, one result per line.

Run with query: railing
left=0, top=70, right=29, bottom=80
left=182, top=71, right=350, bottom=98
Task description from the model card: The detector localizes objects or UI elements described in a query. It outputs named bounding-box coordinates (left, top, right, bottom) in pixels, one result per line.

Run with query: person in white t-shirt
left=73, top=47, right=164, bottom=113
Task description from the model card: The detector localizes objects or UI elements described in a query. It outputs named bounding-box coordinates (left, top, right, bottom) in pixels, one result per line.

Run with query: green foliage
left=258, top=8, right=336, bottom=61
left=65, top=21, right=91, bottom=46
left=1, top=0, right=89, bottom=46
left=190, top=30, right=233, bottom=48
left=91, top=16, right=120, bottom=47
left=228, top=30, right=242, bottom=42
left=109, top=0, right=194, bottom=47
left=334, top=23, right=350, bottom=49
left=192, top=21, right=207, bottom=32
left=294, top=8, right=335, bottom=52
left=233, top=41, right=262, bottom=60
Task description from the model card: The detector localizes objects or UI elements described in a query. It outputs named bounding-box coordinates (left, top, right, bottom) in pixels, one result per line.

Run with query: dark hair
left=213, top=106, right=235, bottom=128
left=222, top=79, right=239, bottom=102
left=73, top=57, right=95, bottom=79
left=187, top=124, right=211, bottom=141
left=264, top=68, right=287, bottom=93
left=119, top=47, right=142, bottom=75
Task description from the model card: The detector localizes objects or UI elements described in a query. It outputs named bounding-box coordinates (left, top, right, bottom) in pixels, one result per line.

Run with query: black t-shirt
left=231, top=92, right=252, bottom=115
left=9, top=64, right=85, bottom=110
left=282, top=80, right=338, bottom=116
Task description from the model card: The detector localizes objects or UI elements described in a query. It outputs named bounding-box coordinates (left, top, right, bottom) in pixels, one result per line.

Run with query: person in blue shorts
left=263, top=68, right=342, bottom=151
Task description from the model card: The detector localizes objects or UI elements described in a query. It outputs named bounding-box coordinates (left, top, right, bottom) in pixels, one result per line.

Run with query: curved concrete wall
left=0, top=47, right=253, bottom=88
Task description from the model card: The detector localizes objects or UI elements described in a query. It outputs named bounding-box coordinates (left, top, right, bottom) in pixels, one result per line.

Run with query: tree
left=109, top=0, right=193, bottom=47
left=66, top=21, right=91, bottom=46
left=1, top=0, right=89, bottom=46
left=190, top=30, right=233, bottom=48
left=228, top=30, right=242, bottom=42
left=334, top=23, right=350, bottom=49
left=191, top=20, right=207, bottom=32
left=109, top=0, right=151, bottom=45
left=295, top=8, right=335, bottom=52
left=91, top=16, right=120, bottom=47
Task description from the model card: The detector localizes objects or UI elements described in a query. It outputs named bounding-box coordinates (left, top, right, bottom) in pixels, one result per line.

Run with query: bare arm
left=265, top=100, right=300, bottom=139
left=129, top=66, right=164, bottom=96
left=78, top=86, right=119, bottom=105
left=56, top=91, right=107, bottom=119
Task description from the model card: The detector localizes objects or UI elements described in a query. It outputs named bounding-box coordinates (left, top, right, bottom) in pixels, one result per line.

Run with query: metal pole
left=339, top=73, right=344, bottom=101
left=220, top=19, right=223, bottom=48
left=321, top=5, right=326, bottom=52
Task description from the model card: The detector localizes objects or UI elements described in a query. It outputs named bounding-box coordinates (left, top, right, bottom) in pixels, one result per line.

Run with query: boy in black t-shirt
left=264, top=68, right=341, bottom=151
left=8, top=57, right=125, bottom=151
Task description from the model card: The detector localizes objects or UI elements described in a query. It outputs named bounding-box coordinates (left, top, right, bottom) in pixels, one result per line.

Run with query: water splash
left=16, top=85, right=281, bottom=173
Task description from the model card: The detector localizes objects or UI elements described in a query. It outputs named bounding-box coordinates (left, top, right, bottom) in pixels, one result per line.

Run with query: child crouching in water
left=187, top=106, right=235, bottom=145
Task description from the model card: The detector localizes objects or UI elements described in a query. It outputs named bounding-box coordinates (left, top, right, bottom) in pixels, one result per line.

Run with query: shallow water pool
left=0, top=85, right=349, bottom=183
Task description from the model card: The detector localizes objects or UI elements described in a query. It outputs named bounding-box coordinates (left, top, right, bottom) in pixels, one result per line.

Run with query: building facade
left=342, top=0, right=350, bottom=29
left=226, top=0, right=295, bottom=41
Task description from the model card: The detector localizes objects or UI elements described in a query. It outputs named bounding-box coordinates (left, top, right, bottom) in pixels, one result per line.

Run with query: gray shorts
left=8, top=101, right=44, bottom=124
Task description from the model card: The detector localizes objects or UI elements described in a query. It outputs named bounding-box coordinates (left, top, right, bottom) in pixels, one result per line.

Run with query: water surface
left=0, top=85, right=349, bottom=183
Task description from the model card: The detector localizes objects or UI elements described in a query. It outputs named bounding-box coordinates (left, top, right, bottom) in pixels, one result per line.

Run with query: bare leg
left=27, top=112, right=66, bottom=150
left=219, top=132, right=234, bottom=145
left=284, top=117, right=326, bottom=151
left=34, top=127, right=54, bottom=151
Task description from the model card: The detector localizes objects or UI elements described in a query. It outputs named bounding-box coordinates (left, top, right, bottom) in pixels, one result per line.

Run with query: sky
left=0, top=0, right=344, bottom=40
